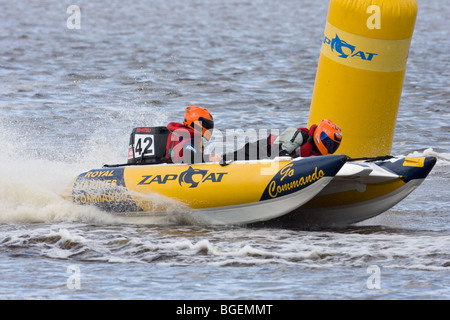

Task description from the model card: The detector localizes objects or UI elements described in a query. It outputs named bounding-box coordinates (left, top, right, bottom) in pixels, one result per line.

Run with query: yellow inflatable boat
left=63, top=155, right=348, bottom=225
left=64, top=154, right=436, bottom=227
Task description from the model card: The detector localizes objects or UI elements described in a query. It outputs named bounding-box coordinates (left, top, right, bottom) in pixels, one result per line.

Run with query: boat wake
left=0, top=138, right=185, bottom=225
left=0, top=223, right=448, bottom=271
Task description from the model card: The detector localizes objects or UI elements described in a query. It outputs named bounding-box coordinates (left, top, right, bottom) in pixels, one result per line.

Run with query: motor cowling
left=127, top=127, right=170, bottom=165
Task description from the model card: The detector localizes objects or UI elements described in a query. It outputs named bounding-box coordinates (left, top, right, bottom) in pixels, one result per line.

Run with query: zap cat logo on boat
left=137, top=167, right=228, bottom=188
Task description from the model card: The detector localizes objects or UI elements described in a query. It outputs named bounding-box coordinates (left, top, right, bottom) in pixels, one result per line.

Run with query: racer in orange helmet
left=165, top=105, right=214, bottom=164
left=210, top=119, right=342, bottom=163
left=312, top=119, right=343, bottom=156
left=275, top=119, right=342, bottom=157
left=183, top=105, right=214, bottom=141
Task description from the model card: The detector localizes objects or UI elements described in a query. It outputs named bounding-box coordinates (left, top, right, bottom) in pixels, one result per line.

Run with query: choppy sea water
left=0, top=0, right=449, bottom=300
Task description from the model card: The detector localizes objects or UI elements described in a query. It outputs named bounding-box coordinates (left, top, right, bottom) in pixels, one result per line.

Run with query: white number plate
left=134, top=134, right=155, bottom=157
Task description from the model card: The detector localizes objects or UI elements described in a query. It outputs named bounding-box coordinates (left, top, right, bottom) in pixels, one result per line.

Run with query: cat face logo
left=178, top=167, right=209, bottom=188
left=324, top=33, right=378, bottom=62
left=331, top=34, right=356, bottom=58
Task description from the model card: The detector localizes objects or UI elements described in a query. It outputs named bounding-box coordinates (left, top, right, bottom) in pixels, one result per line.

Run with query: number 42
left=135, top=134, right=155, bottom=156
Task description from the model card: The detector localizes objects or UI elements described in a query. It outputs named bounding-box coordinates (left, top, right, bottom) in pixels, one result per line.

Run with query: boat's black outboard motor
left=127, top=127, right=170, bottom=165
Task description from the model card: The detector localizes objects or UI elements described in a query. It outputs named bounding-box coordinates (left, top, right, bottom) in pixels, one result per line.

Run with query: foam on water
left=0, top=105, right=185, bottom=225
left=1, top=223, right=448, bottom=272
left=407, top=148, right=450, bottom=166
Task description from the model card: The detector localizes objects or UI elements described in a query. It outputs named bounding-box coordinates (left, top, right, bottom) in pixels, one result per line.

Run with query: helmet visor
left=199, top=117, right=214, bottom=131
left=192, top=117, right=214, bottom=140
left=320, top=132, right=340, bottom=154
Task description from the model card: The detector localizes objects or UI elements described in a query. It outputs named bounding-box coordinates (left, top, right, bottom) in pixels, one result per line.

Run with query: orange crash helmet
left=183, top=105, right=214, bottom=140
left=314, top=119, right=342, bottom=155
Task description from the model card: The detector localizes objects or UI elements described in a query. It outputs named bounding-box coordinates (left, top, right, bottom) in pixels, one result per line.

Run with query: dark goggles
left=320, top=132, right=341, bottom=154
left=198, top=117, right=214, bottom=131
left=191, top=117, right=214, bottom=136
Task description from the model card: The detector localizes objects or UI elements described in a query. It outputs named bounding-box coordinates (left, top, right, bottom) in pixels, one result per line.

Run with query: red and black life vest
left=268, top=125, right=320, bottom=157
left=298, top=125, right=321, bottom=157
left=165, top=122, right=203, bottom=163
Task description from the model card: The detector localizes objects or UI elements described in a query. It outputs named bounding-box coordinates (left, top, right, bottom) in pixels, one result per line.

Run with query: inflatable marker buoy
left=308, top=0, right=418, bottom=157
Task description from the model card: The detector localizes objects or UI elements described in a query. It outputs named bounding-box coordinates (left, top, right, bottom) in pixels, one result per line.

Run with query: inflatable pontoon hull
left=64, top=155, right=348, bottom=225
left=256, top=156, right=437, bottom=229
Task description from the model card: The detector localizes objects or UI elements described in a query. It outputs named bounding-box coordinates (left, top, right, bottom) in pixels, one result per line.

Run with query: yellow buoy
left=308, top=0, right=418, bottom=157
